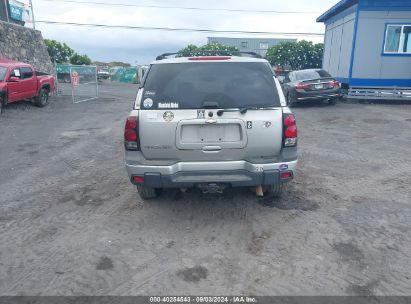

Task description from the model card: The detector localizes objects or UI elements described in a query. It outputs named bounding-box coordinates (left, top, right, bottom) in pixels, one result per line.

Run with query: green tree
left=265, top=40, right=324, bottom=70
left=70, top=53, right=92, bottom=65
left=44, top=39, right=74, bottom=64
left=178, top=44, right=200, bottom=57
left=178, top=42, right=239, bottom=56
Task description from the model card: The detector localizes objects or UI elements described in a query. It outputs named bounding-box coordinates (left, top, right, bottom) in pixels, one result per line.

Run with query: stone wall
left=0, top=20, right=54, bottom=73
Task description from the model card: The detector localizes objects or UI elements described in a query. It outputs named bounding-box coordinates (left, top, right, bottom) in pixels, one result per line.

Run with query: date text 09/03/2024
left=149, top=296, right=257, bottom=303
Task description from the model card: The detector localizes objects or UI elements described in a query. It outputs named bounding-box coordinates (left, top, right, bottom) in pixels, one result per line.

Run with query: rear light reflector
left=283, top=114, right=297, bottom=147
left=295, top=83, right=310, bottom=90
left=124, top=116, right=140, bottom=151
left=280, top=171, right=293, bottom=180
left=188, top=56, right=231, bottom=60
left=132, top=176, right=144, bottom=183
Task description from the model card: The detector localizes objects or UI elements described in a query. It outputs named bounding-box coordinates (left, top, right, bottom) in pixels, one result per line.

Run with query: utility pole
left=29, top=0, right=35, bottom=29
left=4, top=0, right=10, bottom=22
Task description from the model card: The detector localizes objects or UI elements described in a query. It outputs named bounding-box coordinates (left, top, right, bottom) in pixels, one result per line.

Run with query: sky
left=29, top=0, right=338, bottom=65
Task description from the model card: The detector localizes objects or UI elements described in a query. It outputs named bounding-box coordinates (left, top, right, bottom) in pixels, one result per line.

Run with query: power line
left=36, top=20, right=325, bottom=36
left=39, top=0, right=322, bottom=14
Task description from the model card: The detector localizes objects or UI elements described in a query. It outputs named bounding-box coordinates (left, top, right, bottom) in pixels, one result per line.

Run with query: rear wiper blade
left=217, top=106, right=277, bottom=116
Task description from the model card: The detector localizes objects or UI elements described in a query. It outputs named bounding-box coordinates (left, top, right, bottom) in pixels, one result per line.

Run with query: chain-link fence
left=109, top=65, right=148, bottom=84
left=55, top=64, right=98, bottom=103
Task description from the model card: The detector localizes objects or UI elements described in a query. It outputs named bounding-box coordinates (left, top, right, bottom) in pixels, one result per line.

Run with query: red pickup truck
left=0, top=59, right=55, bottom=114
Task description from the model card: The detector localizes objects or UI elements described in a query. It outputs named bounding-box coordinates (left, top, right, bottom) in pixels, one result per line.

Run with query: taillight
left=132, top=176, right=144, bottom=183
left=328, top=80, right=340, bottom=88
left=124, top=116, right=140, bottom=150
left=283, top=114, right=297, bottom=147
left=280, top=171, right=293, bottom=180
left=295, top=83, right=310, bottom=90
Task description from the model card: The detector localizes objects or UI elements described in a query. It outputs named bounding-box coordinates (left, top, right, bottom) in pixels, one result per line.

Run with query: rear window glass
left=141, top=62, right=280, bottom=109
left=293, top=70, right=332, bottom=81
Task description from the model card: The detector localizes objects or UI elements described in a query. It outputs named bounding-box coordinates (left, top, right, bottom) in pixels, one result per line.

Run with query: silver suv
left=124, top=52, right=298, bottom=199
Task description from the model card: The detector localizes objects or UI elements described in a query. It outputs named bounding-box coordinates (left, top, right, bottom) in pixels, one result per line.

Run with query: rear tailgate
left=300, top=78, right=337, bottom=92
left=139, top=108, right=283, bottom=162
left=138, top=60, right=284, bottom=162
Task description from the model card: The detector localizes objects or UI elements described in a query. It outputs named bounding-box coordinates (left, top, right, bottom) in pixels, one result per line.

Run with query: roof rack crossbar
left=156, top=50, right=263, bottom=60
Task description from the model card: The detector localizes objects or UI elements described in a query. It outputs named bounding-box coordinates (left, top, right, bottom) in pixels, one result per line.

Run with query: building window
left=260, top=42, right=269, bottom=50
left=384, top=24, right=411, bottom=54
left=241, top=41, right=248, bottom=48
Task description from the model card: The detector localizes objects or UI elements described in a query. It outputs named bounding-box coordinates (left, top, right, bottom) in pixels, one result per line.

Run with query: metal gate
left=55, top=64, right=98, bottom=103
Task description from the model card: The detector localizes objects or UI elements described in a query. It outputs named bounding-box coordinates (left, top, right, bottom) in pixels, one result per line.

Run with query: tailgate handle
left=202, top=145, right=222, bottom=152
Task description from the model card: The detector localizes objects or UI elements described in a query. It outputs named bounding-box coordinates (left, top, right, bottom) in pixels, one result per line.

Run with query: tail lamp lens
left=328, top=80, right=340, bottom=88
left=124, top=129, right=137, bottom=141
left=132, top=176, right=144, bottom=183
left=124, top=116, right=139, bottom=150
left=283, top=114, right=297, bottom=147
left=295, top=83, right=309, bottom=90
left=280, top=171, right=293, bottom=180
left=125, top=116, right=137, bottom=129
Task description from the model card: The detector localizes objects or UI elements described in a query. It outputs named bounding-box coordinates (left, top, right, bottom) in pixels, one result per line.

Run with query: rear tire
left=64, top=74, right=71, bottom=83
left=265, top=183, right=284, bottom=198
left=0, top=94, right=5, bottom=114
left=328, top=98, right=337, bottom=105
left=136, top=185, right=158, bottom=199
left=33, top=88, right=49, bottom=107
left=0, top=92, right=7, bottom=112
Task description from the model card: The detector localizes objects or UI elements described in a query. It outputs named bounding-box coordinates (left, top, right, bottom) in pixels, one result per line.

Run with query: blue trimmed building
left=317, top=0, right=411, bottom=99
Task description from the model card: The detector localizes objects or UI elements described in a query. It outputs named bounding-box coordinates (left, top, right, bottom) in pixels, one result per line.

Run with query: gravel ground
left=0, top=82, right=410, bottom=296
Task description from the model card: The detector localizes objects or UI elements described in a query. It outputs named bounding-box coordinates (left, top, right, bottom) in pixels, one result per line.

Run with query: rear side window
left=141, top=62, right=280, bottom=109
left=293, top=70, right=332, bottom=81
left=21, top=67, right=33, bottom=79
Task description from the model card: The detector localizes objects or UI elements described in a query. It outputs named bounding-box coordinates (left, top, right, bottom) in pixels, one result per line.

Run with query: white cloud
left=33, top=0, right=335, bottom=64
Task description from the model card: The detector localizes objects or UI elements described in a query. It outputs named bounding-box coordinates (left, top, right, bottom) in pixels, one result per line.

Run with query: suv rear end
left=124, top=54, right=297, bottom=199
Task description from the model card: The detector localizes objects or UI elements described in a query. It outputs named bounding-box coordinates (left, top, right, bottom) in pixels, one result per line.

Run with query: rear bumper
left=126, top=160, right=297, bottom=188
left=296, top=93, right=342, bottom=101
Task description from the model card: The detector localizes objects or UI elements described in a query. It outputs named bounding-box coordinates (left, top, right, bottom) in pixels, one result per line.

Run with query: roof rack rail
left=155, top=50, right=263, bottom=60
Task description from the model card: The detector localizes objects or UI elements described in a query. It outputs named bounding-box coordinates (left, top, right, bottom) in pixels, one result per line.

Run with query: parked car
left=280, top=69, right=342, bottom=106
left=97, top=66, right=110, bottom=80
left=124, top=52, right=298, bottom=199
left=0, top=60, right=55, bottom=113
